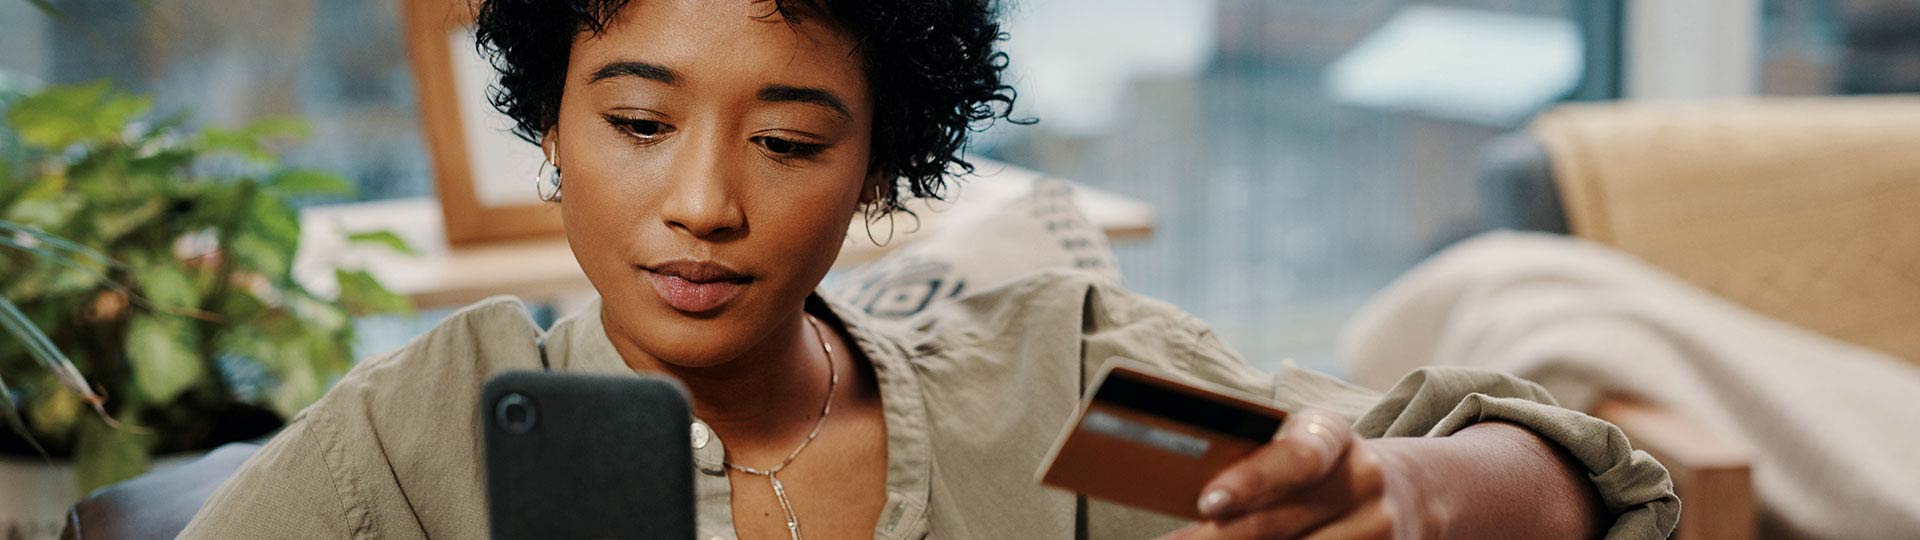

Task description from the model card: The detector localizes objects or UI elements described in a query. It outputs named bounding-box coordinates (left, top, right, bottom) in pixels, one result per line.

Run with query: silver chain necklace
left=722, top=314, right=839, bottom=540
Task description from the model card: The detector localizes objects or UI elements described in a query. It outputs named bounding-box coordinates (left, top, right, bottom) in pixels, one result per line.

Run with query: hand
left=1158, top=410, right=1398, bottom=540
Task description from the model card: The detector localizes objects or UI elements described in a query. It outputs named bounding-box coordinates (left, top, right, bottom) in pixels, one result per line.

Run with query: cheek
left=743, top=167, right=866, bottom=264
left=738, top=135, right=874, bottom=266
left=560, top=174, right=635, bottom=243
left=557, top=153, right=660, bottom=276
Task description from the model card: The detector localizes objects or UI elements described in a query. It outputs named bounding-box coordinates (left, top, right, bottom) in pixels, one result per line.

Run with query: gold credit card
left=1036, top=360, right=1288, bottom=520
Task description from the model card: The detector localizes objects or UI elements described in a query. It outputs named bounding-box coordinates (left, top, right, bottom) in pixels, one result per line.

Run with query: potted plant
left=0, top=80, right=413, bottom=537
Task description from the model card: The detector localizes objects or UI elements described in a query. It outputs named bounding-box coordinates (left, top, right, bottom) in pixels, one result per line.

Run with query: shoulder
left=904, top=268, right=1259, bottom=395
left=320, top=295, right=546, bottom=412
left=924, top=268, right=1195, bottom=341
left=189, top=296, right=545, bottom=538
left=306, top=295, right=547, bottom=456
left=307, top=296, right=544, bottom=466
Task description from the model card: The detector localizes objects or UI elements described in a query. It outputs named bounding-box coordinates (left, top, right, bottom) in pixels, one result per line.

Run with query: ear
left=539, top=128, right=558, bottom=165
left=859, top=171, right=893, bottom=207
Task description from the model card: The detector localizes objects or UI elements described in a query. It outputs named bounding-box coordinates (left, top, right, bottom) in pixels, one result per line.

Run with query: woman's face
left=550, top=0, right=874, bottom=368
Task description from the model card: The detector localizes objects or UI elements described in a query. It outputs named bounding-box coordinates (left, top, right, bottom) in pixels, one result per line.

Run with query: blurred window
left=0, top=0, right=430, bottom=202
left=1762, top=0, right=1920, bottom=95
left=979, top=0, right=1589, bottom=374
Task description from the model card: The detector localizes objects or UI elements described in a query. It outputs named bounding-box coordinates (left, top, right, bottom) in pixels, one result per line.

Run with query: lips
left=641, top=260, right=752, bottom=314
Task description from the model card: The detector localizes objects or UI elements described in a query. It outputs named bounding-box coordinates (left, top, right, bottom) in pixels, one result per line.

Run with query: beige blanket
left=1341, top=232, right=1920, bottom=539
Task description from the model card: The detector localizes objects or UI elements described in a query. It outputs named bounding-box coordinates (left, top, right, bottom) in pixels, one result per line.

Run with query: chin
left=605, top=294, right=776, bottom=369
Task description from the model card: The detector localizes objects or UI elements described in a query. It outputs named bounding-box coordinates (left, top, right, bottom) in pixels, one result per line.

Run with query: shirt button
left=690, top=421, right=711, bottom=449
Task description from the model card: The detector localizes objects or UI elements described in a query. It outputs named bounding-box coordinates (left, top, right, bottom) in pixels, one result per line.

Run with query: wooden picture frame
left=400, top=0, right=563, bottom=245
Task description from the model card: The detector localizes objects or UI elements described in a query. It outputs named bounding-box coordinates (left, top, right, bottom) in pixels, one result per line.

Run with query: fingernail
left=1197, top=489, right=1232, bottom=516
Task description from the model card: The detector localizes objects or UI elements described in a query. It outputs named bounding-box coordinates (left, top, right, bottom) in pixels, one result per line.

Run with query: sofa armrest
left=1590, top=397, right=1754, bottom=540
left=60, top=442, right=261, bottom=540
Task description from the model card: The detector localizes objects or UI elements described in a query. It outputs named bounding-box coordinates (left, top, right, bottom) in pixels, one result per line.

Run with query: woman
left=184, top=0, right=1677, bottom=538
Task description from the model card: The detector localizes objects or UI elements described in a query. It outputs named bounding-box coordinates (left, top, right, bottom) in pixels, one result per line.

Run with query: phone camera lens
left=495, top=393, right=537, bottom=434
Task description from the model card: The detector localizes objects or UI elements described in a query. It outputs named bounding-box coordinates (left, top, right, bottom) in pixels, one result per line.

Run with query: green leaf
left=0, top=296, right=105, bottom=417
left=242, top=116, right=311, bottom=141
left=200, top=128, right=272, bottom=164
left=126, top=314, right=204, bottom=404
left=5, top=81, right=106, bottom=148
left=247, top=193, right=301, bottom=251
left=265, top=169, right=355, bottom=198
left=227, top=232, right=290, bottom=279
left=345, top=230, right=416, bottom=255
left=4, top=174, right=80, bottom=229
left=0, top=219, right=120, bottom=271
left=335, top=269, right=413, bottom=316
left=27, top=379, right=83, bottom=437
left=5, top=81, right=151, bottom=149
left=92, top=199, right=167, bottom=241
left=213, top=287, right=270, bottom=322
left=130, top=253, right=202, bottom=312
left=126, top=149, right=197, bottom=177
left=0, top=295, right=114, bottom=456
left=96, top=93, right=151, bottom=135
left=284, top=291, right=349, bottom=334
left=0, top=221, right=120, bottom=298
left=74, top=417, right=151, bottom=494
left=43, top=262, right=106, bottom=295
left=308, top=332, right=353, bottom=380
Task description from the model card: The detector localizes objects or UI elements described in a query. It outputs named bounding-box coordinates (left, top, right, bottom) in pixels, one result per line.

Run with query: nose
left=659, top=130, right=746, bottom=240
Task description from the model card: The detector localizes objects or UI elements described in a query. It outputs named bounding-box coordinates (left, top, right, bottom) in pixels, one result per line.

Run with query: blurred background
left=6, top=2, right=1920, bottom=538
left=2, top=0, right=1900, bottom=375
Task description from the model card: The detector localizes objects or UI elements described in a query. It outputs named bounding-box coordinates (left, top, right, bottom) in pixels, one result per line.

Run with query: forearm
left=1366, top=421, right=1604, bottom=540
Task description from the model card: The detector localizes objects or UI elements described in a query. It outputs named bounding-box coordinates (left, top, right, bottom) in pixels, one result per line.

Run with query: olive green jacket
left=181, top=270, right=1677, bottom=539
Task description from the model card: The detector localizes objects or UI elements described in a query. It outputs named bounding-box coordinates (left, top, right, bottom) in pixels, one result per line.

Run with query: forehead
left=571, top=0, right=866, bottom=97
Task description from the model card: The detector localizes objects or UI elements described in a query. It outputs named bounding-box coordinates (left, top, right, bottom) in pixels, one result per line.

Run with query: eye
left=752, top=136, right=827, bottom=159
left=603, top=114, right=673, bottom=142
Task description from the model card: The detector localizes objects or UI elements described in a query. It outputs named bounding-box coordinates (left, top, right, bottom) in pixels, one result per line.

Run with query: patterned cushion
left=829, top=174, right=1120, bottom=320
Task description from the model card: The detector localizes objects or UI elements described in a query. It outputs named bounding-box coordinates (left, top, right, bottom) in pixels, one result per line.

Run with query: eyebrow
left=588, top=61, right=677, bottom=85
left=758, top=84, right=851, bottom=120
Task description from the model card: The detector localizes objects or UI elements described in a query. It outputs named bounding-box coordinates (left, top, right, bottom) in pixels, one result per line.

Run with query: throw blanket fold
left=1342, top=231, right=1920, bottom=539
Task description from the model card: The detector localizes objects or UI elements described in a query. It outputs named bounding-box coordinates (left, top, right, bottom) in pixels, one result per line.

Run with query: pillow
left=828, top=169, right=1120, bottom=320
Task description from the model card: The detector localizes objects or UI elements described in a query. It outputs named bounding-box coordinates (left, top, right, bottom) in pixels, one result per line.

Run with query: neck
left=612, top=307, right=835, bottom=452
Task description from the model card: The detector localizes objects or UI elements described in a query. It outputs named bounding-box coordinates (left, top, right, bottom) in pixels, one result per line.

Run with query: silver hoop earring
left=862, top=186, right=896, bottom=247
left=864, top=210, right=897, bottom=247
left=535, top=153, right=562, bottom=202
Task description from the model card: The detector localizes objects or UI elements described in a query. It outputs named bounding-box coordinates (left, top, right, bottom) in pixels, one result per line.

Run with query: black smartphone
left=481, top=371, right=696, bottom=540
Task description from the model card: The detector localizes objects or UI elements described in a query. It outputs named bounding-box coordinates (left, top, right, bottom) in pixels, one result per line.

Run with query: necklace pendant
left=769, top=475, right=801, bottom=540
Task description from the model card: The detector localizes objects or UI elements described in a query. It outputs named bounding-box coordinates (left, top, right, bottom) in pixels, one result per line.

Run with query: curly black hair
left=473, top=0, right=1029, bottom=215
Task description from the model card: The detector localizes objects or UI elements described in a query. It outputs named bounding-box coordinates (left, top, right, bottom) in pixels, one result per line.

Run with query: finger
left=1298, top=500, right=1394, bottom=540
left=1154, top=523, right=1202, bottom=540
left=1180, top=502, right=1348, bottom=540
left=1186, top=454, right=1385, bottom=540
left=1198, top=410, right=1356, bottom=520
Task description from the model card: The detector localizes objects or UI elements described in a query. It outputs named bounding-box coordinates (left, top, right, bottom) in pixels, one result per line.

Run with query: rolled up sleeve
left=1354, top=367, right=1680, bottom=540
